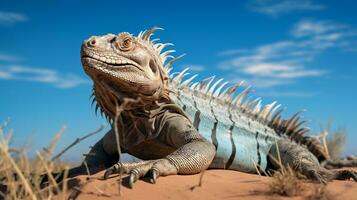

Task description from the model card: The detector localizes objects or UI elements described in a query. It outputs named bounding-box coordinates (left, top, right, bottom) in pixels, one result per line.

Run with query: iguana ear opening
left=149, top=59, right=158, bottom=74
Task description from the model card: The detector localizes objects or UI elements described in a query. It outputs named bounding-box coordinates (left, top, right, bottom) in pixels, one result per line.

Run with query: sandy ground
left=65, top=168, right=357, bottom=200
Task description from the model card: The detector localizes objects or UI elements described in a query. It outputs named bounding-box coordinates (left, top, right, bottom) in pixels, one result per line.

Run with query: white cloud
left=186, top=65, right=205, bottom=71
left=0, top=53, right=19, bottom=62
left=257, top=90, right=316, bottom=97
left=218, top=19, right=357, bottom=92
left=217, top=49, right=251, bottom=56
left=236, top=77, right=293, bottom=88
left=0, top=65, right=89, bottom=88
left=229, top=77, right=314, bottom=97
left=0, top=11, right=28, bottom=26
left=242, top=63, right=326, bottom=78
left=249, top=0, right=325, bottom=16
left=219, top=40, right=326, bottom=83
left=291, top=20, right=347, bottom=38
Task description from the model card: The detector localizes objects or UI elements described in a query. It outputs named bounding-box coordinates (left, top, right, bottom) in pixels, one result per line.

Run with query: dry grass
left=318, top=121, right=347, bottom=159
left=267, top=167, right=304, bottom=197
left=189, top=169, right=207, bottom=191
left=266, top=141, right=305, bottom=197
left=326, top=129, right=346, bottom=159
left=0, top=122, right=69, bottom=200
left=306, top=185, right=334, bottom=200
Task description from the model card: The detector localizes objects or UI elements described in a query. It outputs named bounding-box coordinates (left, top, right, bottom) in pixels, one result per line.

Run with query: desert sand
left=66, top=169, right=357, bottom=200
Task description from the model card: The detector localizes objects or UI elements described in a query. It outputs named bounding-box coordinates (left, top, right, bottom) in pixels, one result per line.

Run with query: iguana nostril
left=87, top=37, right=97, bottom=47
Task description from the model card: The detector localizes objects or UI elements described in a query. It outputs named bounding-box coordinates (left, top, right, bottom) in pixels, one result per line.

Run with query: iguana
left=71, top=27, right=357, bottom=188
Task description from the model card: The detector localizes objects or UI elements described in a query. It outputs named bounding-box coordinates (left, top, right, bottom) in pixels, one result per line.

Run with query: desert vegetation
left=324, top=122, right=347, bottom=159
left=0, top=121, right=69, bottom=200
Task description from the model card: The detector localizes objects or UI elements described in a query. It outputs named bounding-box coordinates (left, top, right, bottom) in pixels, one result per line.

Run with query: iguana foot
left=303, top=168, right=329, bottom=184
left=301, top=165, right=357, bottom=184
left=331, top=169, right=357, bottom=181
left=103, top=159, right=177, bottom=188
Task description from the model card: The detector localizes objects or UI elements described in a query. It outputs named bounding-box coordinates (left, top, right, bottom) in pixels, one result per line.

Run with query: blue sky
left=0, top=0, right=356, bottom=161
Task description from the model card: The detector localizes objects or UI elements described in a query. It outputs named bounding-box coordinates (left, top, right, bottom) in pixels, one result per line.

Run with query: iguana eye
left=115, top=33, right=133, bottom=52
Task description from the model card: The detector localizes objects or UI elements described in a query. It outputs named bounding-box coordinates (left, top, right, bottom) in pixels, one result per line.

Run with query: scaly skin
left=68, top=28, right=357, bottom=188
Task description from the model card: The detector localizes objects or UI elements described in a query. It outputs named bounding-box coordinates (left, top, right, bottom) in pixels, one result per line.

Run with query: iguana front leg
left=103, top=113, right=216, bottom=187
left=104, top=140, right=214, bottom=187
left=269, top=139, right=357, bottom=184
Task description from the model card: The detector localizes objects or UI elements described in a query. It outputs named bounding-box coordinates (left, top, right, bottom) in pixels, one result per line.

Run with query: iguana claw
left=333, top=169, right=357, bottom=181
left=103, top=167, right=116, bottom=180
left=149, top=168, right=159, bottom=184
left=309, top=170, right=328, bottom=185
left=103, top=160, right=149, bottom=180
left=129, top=170, right=139, bottom=188
left=103, top=159, right=177, bottom=187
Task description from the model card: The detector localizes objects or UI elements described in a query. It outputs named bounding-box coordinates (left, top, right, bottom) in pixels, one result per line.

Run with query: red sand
left=67, top=169, right=357, bottom=200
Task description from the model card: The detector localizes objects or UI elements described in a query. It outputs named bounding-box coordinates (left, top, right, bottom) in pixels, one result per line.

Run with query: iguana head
left=81, top=28, right=176, bottom=116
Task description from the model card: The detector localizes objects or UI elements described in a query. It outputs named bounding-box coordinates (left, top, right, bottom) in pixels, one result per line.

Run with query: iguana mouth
left=81, top=56, right=144, bottom=73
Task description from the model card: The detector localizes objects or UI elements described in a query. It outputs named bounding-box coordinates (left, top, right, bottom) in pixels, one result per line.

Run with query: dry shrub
left=267, top=141, right=304, bottom=197
left=268, top=167, right=304, bottom=197
left=318, top=121, right=347, bottom=159
left=306, top=185, right=334, bottom=200
left=0, top=122, right=69, bottom=200
left=326, top=128, right=346, bottom=159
